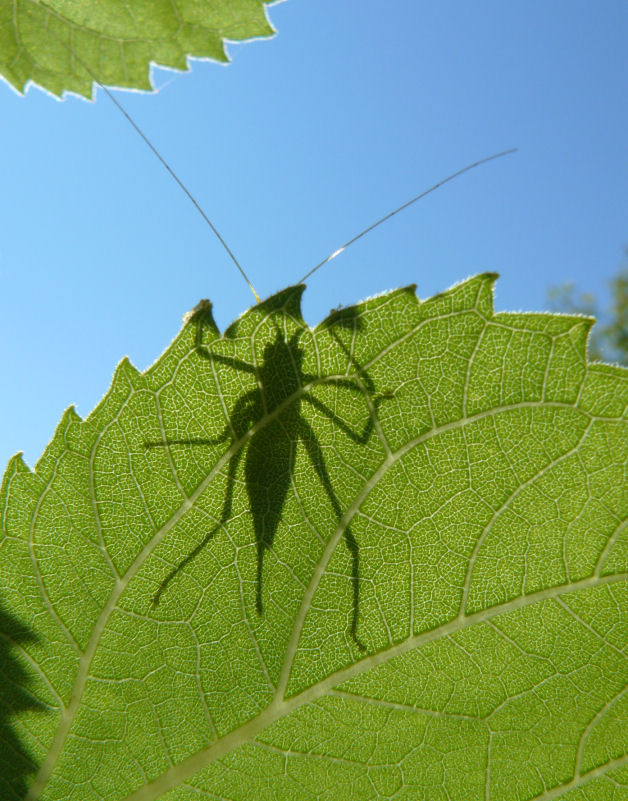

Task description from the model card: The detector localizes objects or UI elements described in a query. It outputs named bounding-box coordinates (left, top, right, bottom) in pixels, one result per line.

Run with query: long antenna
left=298, top=148, right=518, bottom=284
left=61, top=55, right=261, bottom=303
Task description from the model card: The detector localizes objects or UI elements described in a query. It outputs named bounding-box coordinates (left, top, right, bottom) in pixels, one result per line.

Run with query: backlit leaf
left=0, top=0, right=275, bottom=98
left=1, top=275, right=627, bottom=800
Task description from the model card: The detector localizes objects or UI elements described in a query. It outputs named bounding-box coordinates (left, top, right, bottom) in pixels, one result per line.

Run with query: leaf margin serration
left=1, top=274, right=627, bottom=801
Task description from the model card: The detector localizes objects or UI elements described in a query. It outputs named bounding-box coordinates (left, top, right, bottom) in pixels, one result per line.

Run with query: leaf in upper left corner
left=0, top=0, right=278, bottom=98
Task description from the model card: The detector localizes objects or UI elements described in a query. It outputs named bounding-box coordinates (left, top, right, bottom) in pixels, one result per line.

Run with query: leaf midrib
left=25, top=365, right=383, bottom=798
left=119, top=571, right=628, bottom=801
left=279, top=402, right=595, bottom=697
left=27, top=386, right=595, bottom=800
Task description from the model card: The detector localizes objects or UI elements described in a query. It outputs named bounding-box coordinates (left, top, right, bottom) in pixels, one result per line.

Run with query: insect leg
left=298, top=418, right=366, bottom=650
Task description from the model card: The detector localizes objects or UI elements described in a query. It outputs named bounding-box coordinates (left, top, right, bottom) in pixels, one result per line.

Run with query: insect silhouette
left=76, top=60, right=514, bottom=646
left=146, top=294, right=392, bottom=648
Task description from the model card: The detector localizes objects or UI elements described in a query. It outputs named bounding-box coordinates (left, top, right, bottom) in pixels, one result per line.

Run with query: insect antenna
left=51, top=42, right=260, bottom=303
left=298, top=148, right=517, bottom=284
left=50, top=31, right=514, bottom=301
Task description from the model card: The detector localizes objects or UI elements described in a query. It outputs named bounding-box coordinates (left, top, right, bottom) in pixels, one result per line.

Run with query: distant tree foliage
left=547, top=248, right=628, bottom=365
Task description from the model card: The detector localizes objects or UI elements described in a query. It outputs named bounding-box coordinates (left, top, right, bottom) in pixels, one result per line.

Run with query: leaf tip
left=182, top=298, right=216, bottom=327
left=2, top=451, right=33, bottom=483
left=66, top=404, right=83, bottom=424
left=122, top=356, right=142, bottom=379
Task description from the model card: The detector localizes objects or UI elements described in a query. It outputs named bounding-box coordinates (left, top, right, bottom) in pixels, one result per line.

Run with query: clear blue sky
left=1, top=0, right=626, bottom=470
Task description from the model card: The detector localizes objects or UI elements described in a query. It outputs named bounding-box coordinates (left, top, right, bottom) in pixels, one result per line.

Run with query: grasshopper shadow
left=146, top=300, right=390, bottom=649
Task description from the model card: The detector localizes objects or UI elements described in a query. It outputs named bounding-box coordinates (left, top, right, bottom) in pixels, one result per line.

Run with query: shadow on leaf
left=0, top=600, right=44, bottom=799
left=145, top=299, right=392, bottom=649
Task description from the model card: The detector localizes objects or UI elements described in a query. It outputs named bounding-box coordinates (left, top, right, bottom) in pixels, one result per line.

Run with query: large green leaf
left=0, top=0, right=275, bottom=98
left=1, top=275, right=627, bottom=800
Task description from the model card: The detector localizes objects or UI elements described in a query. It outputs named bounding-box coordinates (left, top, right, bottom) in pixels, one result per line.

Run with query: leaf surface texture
left=0, top=0, right=275, bottom=97
left=1, top=275, right=627, bottom=800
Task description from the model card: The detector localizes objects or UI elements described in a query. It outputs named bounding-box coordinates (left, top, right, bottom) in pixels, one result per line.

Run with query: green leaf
left=0, top=0, right=275, bottom=98
left=1, top=275, right=627, bottom=800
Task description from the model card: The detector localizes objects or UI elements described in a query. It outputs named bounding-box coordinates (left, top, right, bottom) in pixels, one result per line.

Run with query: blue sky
left=1, top=0, right=626, bottom=470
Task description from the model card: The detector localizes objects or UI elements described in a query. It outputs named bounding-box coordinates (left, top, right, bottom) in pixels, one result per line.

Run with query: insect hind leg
left=298, top=418, right=366, bottom=650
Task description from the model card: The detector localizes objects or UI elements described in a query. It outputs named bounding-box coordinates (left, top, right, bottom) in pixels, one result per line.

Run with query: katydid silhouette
left=146, top=300, right=390, bottom=649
